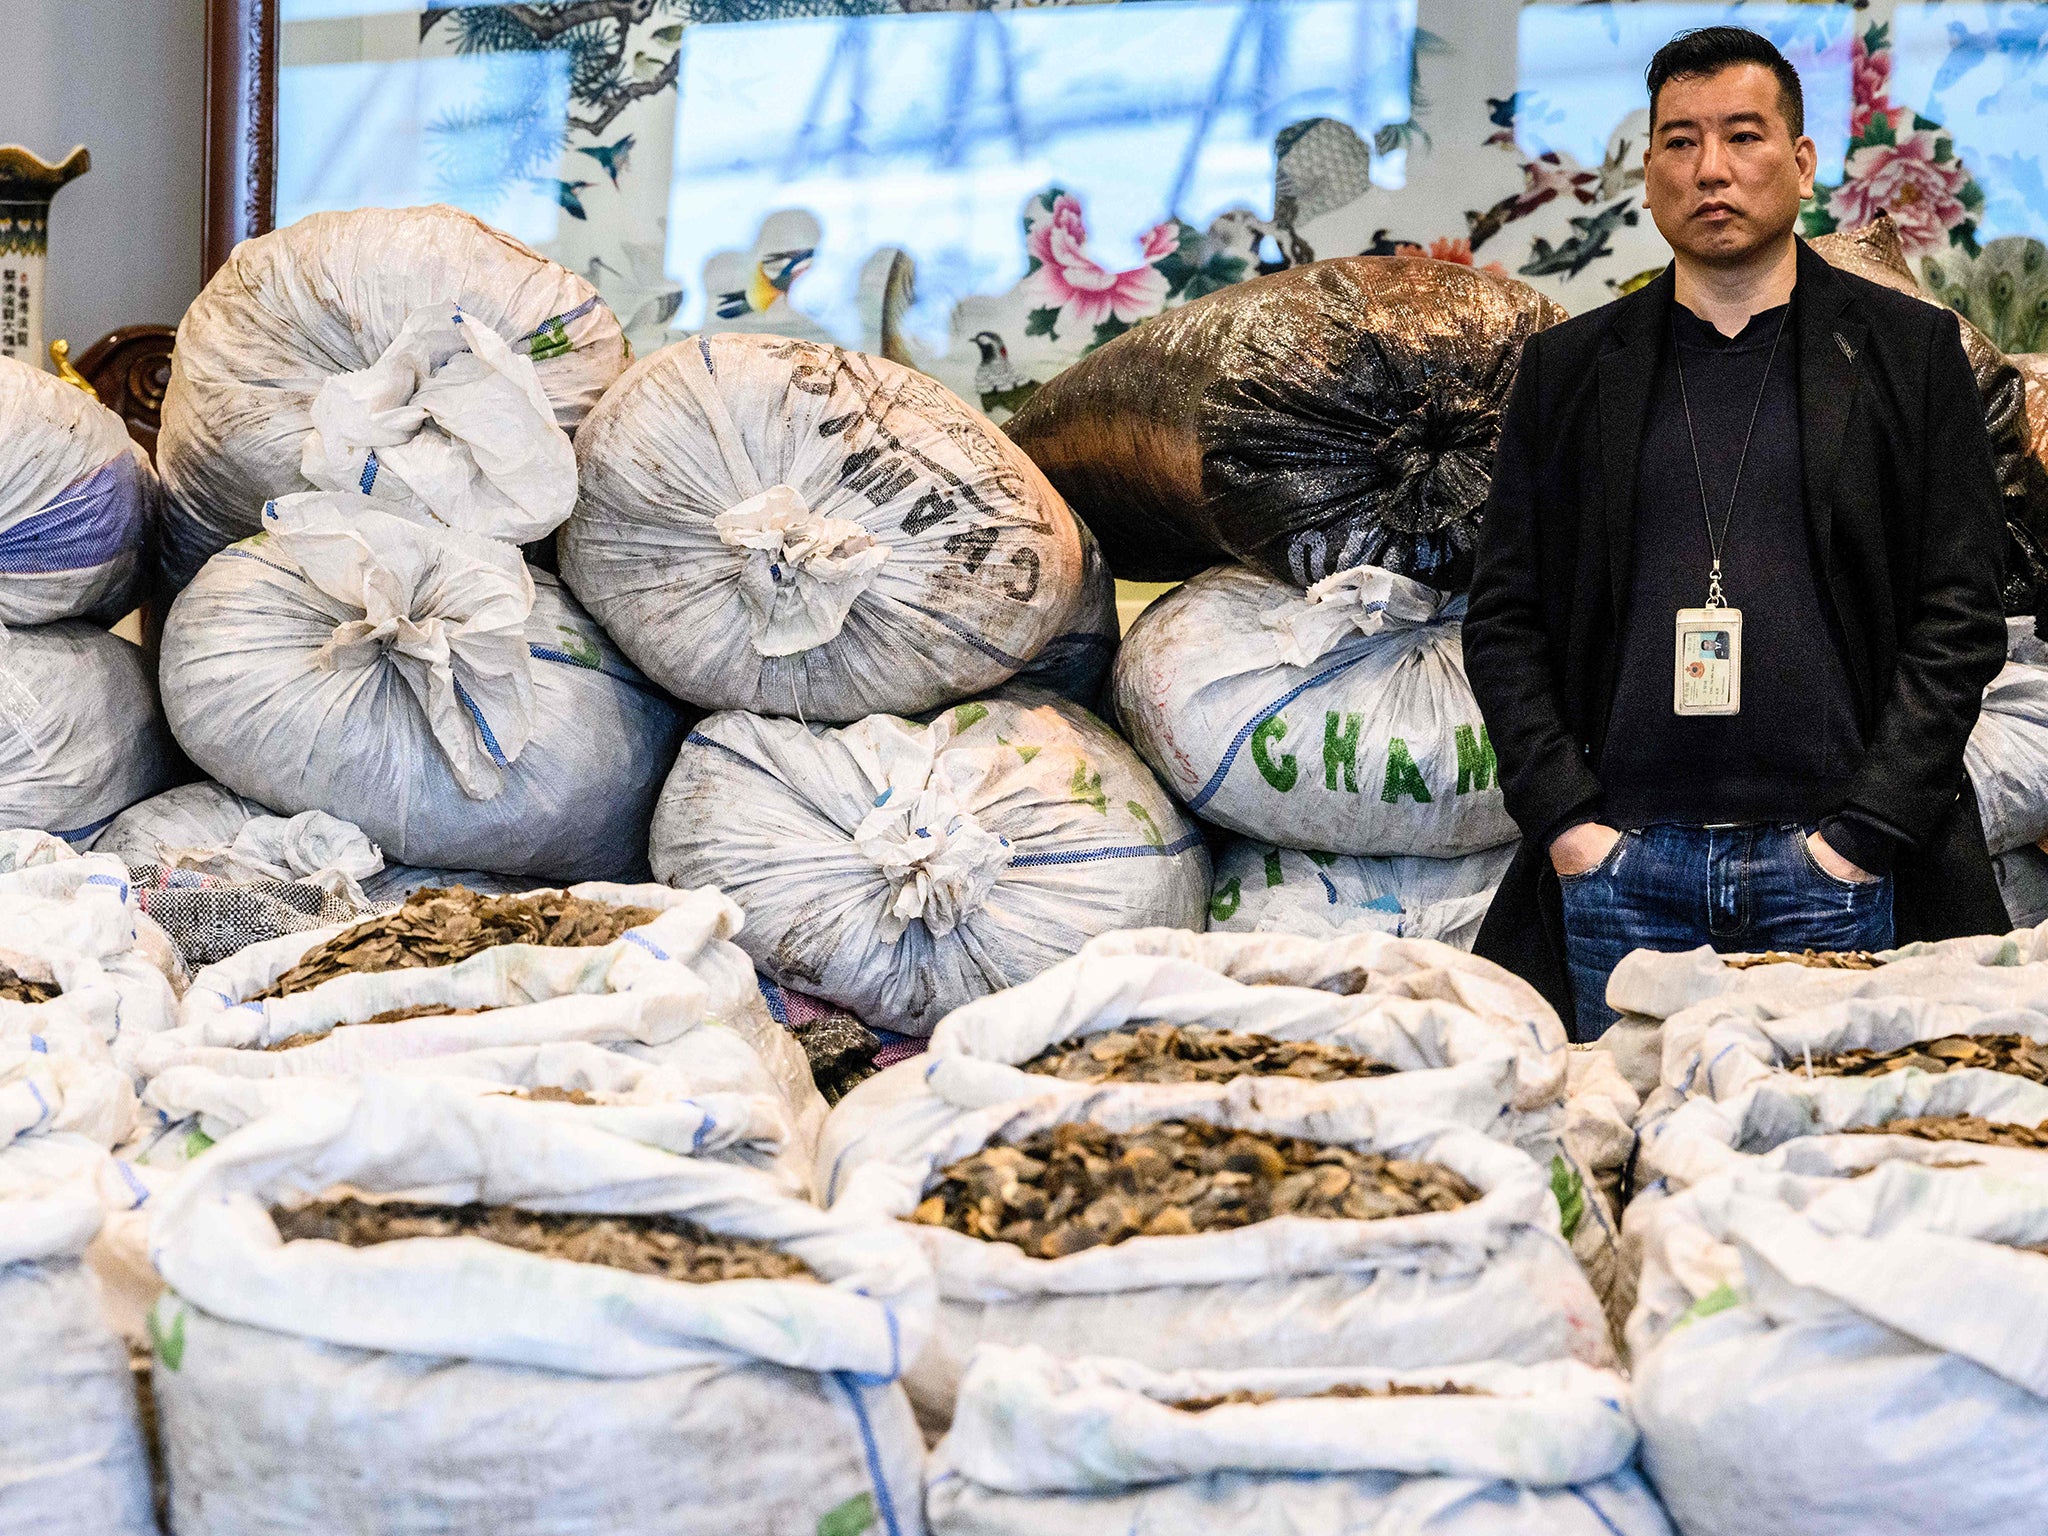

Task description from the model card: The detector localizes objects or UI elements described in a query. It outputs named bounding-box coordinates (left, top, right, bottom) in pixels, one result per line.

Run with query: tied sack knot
left=300, top=301, right=578, bottom=545
left=715, top=484, right=890, bottom=657
left=1260, top=562, right=1451, bottom=667
left=266, top=492, right=537, bottom=803
left=854, top=783, right=1013, bottom=943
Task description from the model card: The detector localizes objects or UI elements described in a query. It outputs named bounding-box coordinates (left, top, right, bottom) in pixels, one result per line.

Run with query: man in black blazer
left=1464, top=25, right=2009, bottom=1039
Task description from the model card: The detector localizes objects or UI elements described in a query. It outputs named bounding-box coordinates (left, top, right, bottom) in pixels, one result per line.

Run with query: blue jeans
left=1557, top=822, right=1895, bottom=1041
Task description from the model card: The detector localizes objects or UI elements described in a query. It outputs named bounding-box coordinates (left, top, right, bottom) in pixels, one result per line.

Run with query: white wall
left=0, top=0, right=206, bottom=351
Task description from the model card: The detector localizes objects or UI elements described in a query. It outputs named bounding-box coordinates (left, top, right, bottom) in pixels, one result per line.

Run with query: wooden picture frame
left=203, top=0, right=277, bottom=280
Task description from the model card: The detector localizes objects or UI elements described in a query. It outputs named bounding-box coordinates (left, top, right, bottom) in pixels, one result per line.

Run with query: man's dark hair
left=1646, top=26, right=1805, bottom=139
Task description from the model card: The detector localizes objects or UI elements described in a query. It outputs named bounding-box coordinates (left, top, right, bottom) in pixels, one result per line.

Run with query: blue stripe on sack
left=622, top=929, right=670, bottom=962
left=690, top=1109, right=715, bottom=1153
left=451, top=678, right=511, bottom=769
left=525, top=642, right=660, bottom=694
left=831, top=1373, right=905, bottom=1536
left=220, top=545, right=305, bottom=581
left=1010, top=830, right=1205, bottom=869
left=53, top=811, right=119, bottom=845
left=516, top=294, right=602, bottom=347
left=756, top=973, right=791, bottom=1027
left=25, top=1078, right=50, bottom=1130
left=0, top=454, right=147, bottom=574
left=84, top=874, right=131, bottom=902
left=1567, top=1488, right=1630, bottom=1536
left=1182, top=649, right=1380, bottom=813
left=115, top=1159, right=150, bottom=1208
left=921, top=607, right=1029, bottom=670
left=28, top=1035, right=46, bottom=1053
left=358, top=449, right=380, bottom=495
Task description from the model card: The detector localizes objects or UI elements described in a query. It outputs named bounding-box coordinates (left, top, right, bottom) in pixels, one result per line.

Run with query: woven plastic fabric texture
left=122, top=861, right=367, bottom=971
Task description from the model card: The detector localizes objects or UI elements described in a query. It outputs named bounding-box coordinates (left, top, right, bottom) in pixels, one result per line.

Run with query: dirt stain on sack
left=1172, top=1380, right=1486, bottom=1412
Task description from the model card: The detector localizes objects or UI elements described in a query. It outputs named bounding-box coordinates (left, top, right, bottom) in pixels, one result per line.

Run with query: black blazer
left=1464, top=240, right=2010, bottom=1026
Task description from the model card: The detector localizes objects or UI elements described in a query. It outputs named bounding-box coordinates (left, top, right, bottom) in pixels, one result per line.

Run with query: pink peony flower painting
left=1805, top=21, right=1984, bottom=261
left=1024, top=193, right=1174, bottom=330
left=1848, top=31, right=1896, bottom=142
left=1828, top=131, right=1973, bottom=257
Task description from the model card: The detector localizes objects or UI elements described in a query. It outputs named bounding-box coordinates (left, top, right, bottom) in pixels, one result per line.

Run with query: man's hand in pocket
left=1551, top=823, right=1623, bottom=878
left=1808, top=830, right=1879, bottom=884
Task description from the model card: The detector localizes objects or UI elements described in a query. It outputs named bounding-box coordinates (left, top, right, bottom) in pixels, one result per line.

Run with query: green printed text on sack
left=1248, top=713, right=1498, bottom=801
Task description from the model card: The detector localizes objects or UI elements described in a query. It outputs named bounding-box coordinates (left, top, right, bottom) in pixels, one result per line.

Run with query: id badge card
left=1674, top=607, right=1741, bottom=716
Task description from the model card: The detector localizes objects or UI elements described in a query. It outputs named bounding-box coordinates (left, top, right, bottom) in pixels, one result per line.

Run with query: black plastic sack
left=1004, top=256, right=1566, bottom=590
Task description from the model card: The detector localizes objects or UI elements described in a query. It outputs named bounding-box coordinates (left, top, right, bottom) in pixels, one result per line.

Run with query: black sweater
left=1592, top=296, right=1900, bottom=872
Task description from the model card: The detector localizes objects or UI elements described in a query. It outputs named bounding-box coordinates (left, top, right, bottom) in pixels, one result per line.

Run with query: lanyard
left=1670, top=304, right=1790, bottom=609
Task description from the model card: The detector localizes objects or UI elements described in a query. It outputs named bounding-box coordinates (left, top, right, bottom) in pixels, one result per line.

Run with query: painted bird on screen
left=536, top=177, right=596, bottom=220
left=716, top=247, right=815, bottom=318
left=970, top=331, right=1039, bottom=417
left=577, top=134, right=635, bottom=189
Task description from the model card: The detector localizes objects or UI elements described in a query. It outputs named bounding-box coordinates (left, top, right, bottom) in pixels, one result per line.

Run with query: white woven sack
left=0, top=887, right=180, bottom=1081
left=1010, top=513, right=1117, bottom=708
left=0, top=828, right=85, bottom=890
left=927, top=1346, right=1670, bottom=1536
left=160, top=494, right=681, bottom=880
left=651, top=692, right=1209, bottom=1035
left=0, top=837, right=182, bottom=987
left=157, top=204, right=624, bottom=589
left=817, top=926, right=1627, bottom=1319
left=1994, top=844, right=2048, bottom=927
left=1604, top=929, right=2048, bottom=1026
left=561, top=333, right=1082, bottom=721
left=1621, top=1073, right=2048, bottom=1346
left=1637, top=1022, right=2048, bottom=1197
left=0, top=834, right=161, bottom=926
left=1113, top=563, right=1517, bottom=856
left=93, top=781, right=266, bottom=858
left=360, top=864, right=535, bottom=903
left=0, top=354, right=155, bottom=625
left=816, top=925, right=1567, bottom=1204
left=1207, top=837, right=1513, bottom=948
left=1967, top=619, right=2048, bottom=853
left=97, top=779, right=385, bottom=904
left=0, top=1131, right=157, bottom=1536
left=94, top=779, right=528, bottom=907
left=0, top=1049, right=136, bottom=1149
left=148, top=1075, right=931, bottom=1536
left=1627, top=1137, right=2048, bottom=1360
left=1646, top=983, right=2048, bottom=1122
left=140, top=1047, right=794, bottom=1183
left=832, top=1094, right=1611, bottom=1429
left=1631, top=1161, right=2048, bottom=1536
left=0, top=621, right=178, bottom=845
left=153, top=882, right=825, bottom=1157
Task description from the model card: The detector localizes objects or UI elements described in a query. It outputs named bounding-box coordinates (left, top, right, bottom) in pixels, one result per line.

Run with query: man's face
left=1644, top=62, right=1818, bottom=266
